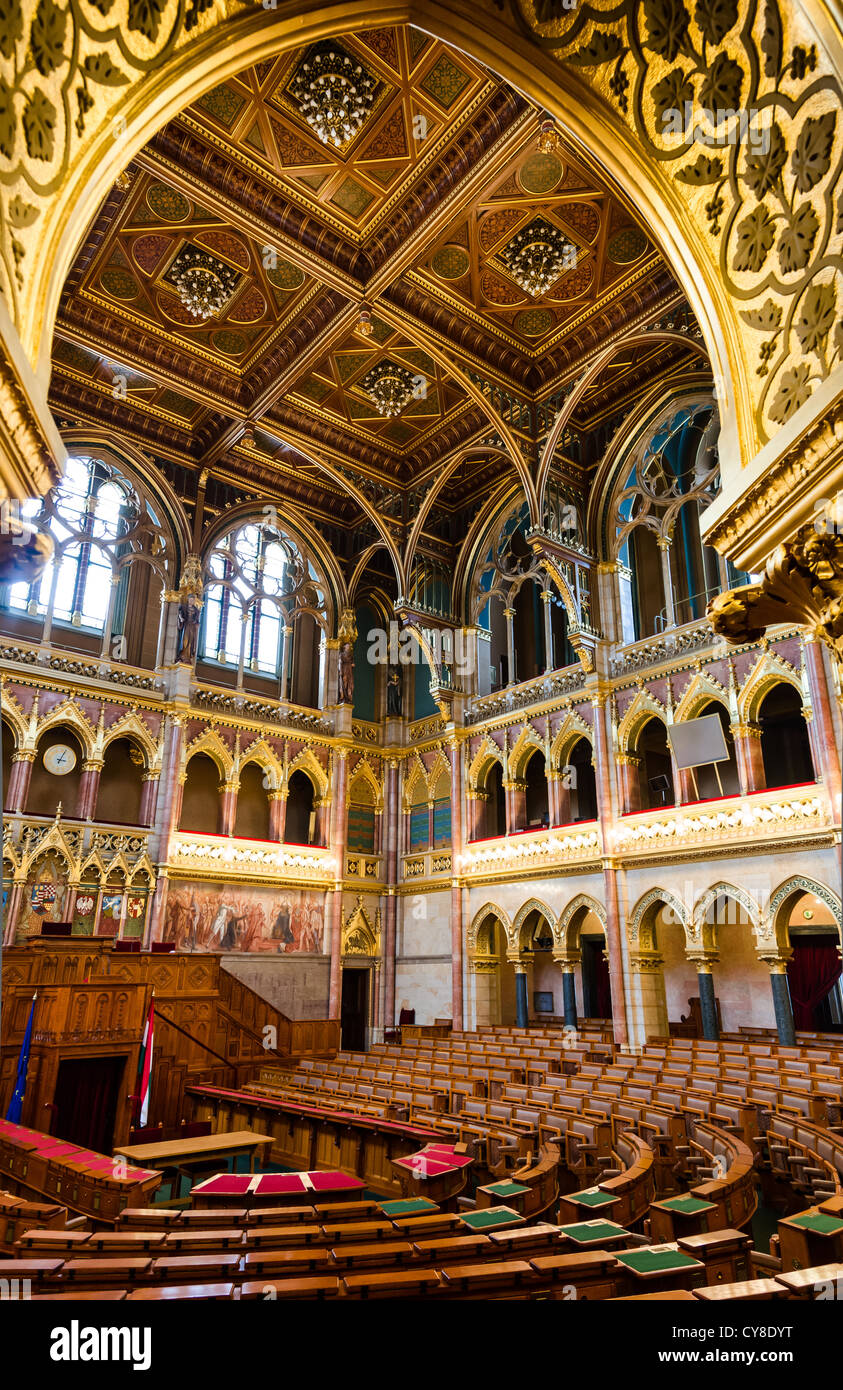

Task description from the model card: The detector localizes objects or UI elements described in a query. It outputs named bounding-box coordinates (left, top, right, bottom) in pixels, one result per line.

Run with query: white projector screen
left=667, top=713, right=730, bottom=770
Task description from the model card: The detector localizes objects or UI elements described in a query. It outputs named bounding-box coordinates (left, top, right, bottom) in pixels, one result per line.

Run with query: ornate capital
left=709, top=502, right=843, bottom=666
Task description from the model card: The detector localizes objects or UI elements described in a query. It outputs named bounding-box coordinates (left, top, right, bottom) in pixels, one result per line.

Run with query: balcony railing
left=167, top=831, right=335, bottom=882
left=611, top=783, right=836, bottom=858
left=403, top=850, right=453, bottom=880
left=458, top=822, right=601, bottom=879
left=466, top=665, right=587, bottom=726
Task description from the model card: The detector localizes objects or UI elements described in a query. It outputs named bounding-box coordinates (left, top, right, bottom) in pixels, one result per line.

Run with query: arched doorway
left=512, top=906, right=555, bottom=1025
left=635, top=718, right=674, bottom=809
left=469, top=910, right=507, bottom=1028
left=775, top=884, right=843, bottom=1032
left=98, top=738, right=146, bottom=826
left=285, top=769, right=316, bottom=846
left=28, top=728, right=85, bottom=819
left=523, top=750, right=549, bottom=831
left=234, top=762, right=271, bottom=841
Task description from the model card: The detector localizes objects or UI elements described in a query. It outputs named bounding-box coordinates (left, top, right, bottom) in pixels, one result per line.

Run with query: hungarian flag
left=136, top=997, right=154, bottom=1127
left=5, top=993, right=36, bottom=1123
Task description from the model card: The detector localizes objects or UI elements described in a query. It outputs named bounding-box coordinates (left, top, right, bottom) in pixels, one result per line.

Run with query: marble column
left=656, top=537, right=676, bottom=629
left=6, top=752, right=34, bottom=812
left=139, top=773, right=159, bottom=828
left=554, top=954, right=580, bottom=1028
left=688, top=952, right=721, bottom=1039
left=761, top=952, right=796, bottom=1044
left=328, top=751, right=348, bottom=1020
left=508, top=779, right=526, bottom=833
left=448, top=740, right=464, bottom=1030
left=514, top=962, right=529, bottom=1028
left=733, top=723, right=766, bottom=794
left=268, top=790, right=286, bottom=842
left=383, top=759, right=399, bottom=1034
left=77, top=761, right=103, bottom=819
left=219, top=781, right=238, bottom=836
left=617, top=754, right=642, bottom=814
left=803, top=636, right=842, bottom=808
left=504, top=607, right=516, bottom=686
left=592, top=692, right=629, bottom=1047
left=147, top=715, right=184, bottom=934
left=2, top=877, right=25, bottom=945
left=541, top=589, right=554, bottom=672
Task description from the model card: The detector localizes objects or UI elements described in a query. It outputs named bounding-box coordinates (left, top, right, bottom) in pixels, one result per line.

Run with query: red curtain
left=595, top=946, right=613, bottom=1019
left=787, top=940, right=842, bottom=1029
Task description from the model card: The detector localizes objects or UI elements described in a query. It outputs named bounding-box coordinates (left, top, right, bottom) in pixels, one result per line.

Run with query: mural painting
left=164, top=880, right=326, bottom=954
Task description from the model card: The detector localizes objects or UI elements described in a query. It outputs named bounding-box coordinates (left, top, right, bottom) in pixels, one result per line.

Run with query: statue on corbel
left=175, top=554, right=204, bottom=666
left=337, top=607, right=357, bottom=704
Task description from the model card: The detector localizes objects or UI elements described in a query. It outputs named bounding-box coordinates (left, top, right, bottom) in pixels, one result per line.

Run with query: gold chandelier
left=362, top=361, right=415, bottom=417
left=290, top=43, right=377, bottom=149
left=499, top=216, right=576, bottom=298
left=171, top=247, right=238, bottom=319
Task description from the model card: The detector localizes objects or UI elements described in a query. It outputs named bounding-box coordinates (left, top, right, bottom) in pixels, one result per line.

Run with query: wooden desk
left=557, top=1220, right=631, bottom=1250
left=115, top=1130, right=272, bottom=1177
left=774, top=1263, right=843, bottom=1298
left=126, top=1282, right=235, bottom=1300
left=613, top=1245, right=705, bottom=1293
left=557, top=1187, right=622, bottom=1225
left=649, top=1194, right=717, bottom=1243
left=342, top=1268, right=442, bottom=1298
left=676, top=1228, right=753, bottom=1285
left=694, top=1278, right=789, bottom=1301
left=778, top=1209, right=843, bottom=1273
left=241, top=1276, right=340, bottom=1300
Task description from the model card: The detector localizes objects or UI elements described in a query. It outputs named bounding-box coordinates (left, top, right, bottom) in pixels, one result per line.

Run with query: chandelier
left=362, top=360, right=415, bottom=417
left=499, top=216, right=576, bottom=298
left=289, top=43, right=377, bottom=149
left=171, top=246, right=239, bottom=319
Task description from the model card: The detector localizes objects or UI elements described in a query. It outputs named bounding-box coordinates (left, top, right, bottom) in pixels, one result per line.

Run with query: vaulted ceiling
left=49, top=23, right=707, bottom=560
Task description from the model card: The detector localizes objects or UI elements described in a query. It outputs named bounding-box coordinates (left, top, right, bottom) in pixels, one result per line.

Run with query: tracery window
left=200, top=519, right=328, bottom=689
left=3, top=453, right=170, bottom=637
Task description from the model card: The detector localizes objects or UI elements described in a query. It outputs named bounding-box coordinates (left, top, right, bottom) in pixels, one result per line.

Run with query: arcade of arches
left=0, top=5, right=841, bottom=1313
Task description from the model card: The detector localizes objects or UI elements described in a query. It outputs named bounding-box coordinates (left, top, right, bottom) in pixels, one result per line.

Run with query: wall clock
left=43, top=744, right=77, bottom=776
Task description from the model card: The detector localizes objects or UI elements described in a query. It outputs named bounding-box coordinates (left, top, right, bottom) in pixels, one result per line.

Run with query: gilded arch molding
left=0, top=0, right=839, bottom=601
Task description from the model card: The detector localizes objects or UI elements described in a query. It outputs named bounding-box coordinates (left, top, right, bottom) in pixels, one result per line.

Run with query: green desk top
left=378, top=1198, right=439, bottom=1217
left=787, top=1212, right=843, bottom=1235
left=616, top=1248, right=702, bottom=1275
left=657, top=1196, right=717, bottom=1215
left=460, top=1206, right=524, bottom=1231
left=568, top=1188, right=618, bottom=1208
left=479, top=1181, right=531, bottom=1198
left=559, top=1220, right=627, bottom=1245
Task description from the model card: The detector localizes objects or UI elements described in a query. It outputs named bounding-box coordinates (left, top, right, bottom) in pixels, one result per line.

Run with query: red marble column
left=618, top=755, right=642, bottom=814
left=328, top=752, right=348, bottom=1020
left=427, top=801, right=435, bottom=850
left=676, top=765, right=697, bottom=804
left=593, top=693, right=628, bottom=1048
left=139, top=773, right=159, bottom=827
left=383, top=759, right=399, bottom=1033
left=147, top=716, right=184, bottom=941
left=77, top=763, right=102, bottom=819
left=509, top=782, right=526, bottom=832
left=6, top=753, right=34, bottom=812
left=734, top=724, right=766, bottom=794
left=804, top=637, right=842, bottom=807
left=219, top=784, right=237, bottom=836
left=448, top=740, right=464, bottom=1031
left=268, top=791, right=286, bottom=842
left=2, top=879, right=24, bottom=945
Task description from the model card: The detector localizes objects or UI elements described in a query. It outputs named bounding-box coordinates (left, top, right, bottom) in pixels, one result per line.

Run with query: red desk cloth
left=192, top=1174, right=255, bottom=1195
left=306, top=1171, right=364, bottom=1191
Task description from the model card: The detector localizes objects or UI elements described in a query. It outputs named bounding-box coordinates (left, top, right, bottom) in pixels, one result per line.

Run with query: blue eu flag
left=5, top=993, right=36, bottom=1123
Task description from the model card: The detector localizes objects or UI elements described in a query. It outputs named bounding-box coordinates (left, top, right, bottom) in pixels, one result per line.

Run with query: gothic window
left=3, top=454, right=170, bottom=636
left=199, top=519, right=327, bottom=690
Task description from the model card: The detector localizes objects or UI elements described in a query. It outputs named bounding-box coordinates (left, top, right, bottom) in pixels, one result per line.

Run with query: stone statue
left=338, top=641, right=354, bottom=703
left=386, top=666, right=402, bottom=716
left=176, top=592, right=201, bottom=664
left=175, top=554, right=204, bottom=665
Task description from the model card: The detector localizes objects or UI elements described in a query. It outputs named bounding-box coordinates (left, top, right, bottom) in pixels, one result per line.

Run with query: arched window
left=2, top=454, right=172, bottom=648
left=636, top=718, right=674, bottom=809
left=611, top=402, right=752, bottom=640
left=199, top=519, right=328, bottom=701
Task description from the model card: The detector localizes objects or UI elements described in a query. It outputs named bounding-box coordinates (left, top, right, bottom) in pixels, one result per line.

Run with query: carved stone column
left=77, top=760, right=103, bottom=820
left=616, top=753, right=642, bottom=814
left=268, top=789, right=286, bottom=842
left=687, top=950, right=721, bottom=1040
left=506, top=778, right=526, bottom=833
left=383, top=758, right=399, bottom=1034
left=758, top=950, right=796, bottom=1045
left=328, top=750, right=348, bottom=1021
left=219, top=780, right=238, bottom=837
left=504, top=607, right=516, bottom=686
left=511, top=959, right=529, bottom=1028
left=630, top=952, right=668, bottom=1041
left=448, top=739, right=465, bottom=1031
left=139, top=772, right=159, bottom=828
left=6, top=751, right=34, bottom=812
left=733, top=723, right=766, bottom=794
left=553, top=951, right=581, bottom=1028
left=593, top=691, right=628, bottom=1048
left=803, top=635, right=842, bottom=809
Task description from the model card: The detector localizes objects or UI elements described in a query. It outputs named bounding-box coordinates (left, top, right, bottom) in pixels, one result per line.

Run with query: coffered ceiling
left=49, top=23, right=706, bottom=553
